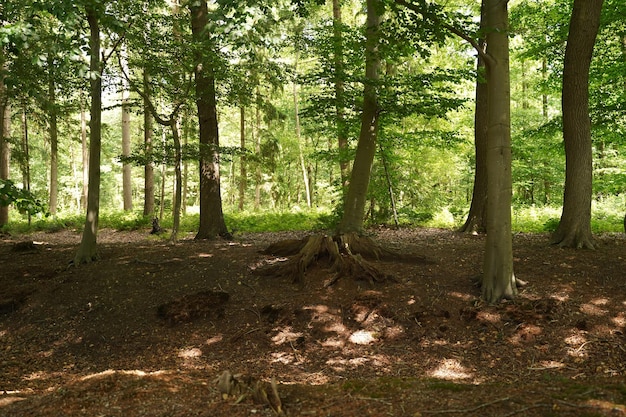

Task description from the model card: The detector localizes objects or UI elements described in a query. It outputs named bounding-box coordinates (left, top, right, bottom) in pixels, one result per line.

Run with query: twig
left=423, top=396, right=511, bottom=414
left=500, top=404, right=550, bottom=417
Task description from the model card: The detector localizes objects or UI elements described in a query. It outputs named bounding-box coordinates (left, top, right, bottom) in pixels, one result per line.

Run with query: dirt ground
left=0, top=227, right=625, bottom=416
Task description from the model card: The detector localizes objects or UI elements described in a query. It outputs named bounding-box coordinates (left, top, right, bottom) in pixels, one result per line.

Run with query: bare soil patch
left=1, top=227, right=625, bottom=416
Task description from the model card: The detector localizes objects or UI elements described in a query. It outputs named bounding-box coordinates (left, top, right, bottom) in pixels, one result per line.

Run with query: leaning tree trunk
left=481, top=0, right=516, bottom=303
left=74, top=7, right=102, bottom=264
left=337, top=0, right=381, bottom=235
left=190, top=0, right=230, bottom=240
left=551, top=0, right=604, bottom=249
left=459, top=1, right=488, bottom=235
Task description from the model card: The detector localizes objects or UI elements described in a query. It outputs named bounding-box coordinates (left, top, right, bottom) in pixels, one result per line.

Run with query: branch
left=394, top=0, right=493, bottom=66
left=116, top=52, right=193, bottom=127
left=102, top=21, right=133, bottom=69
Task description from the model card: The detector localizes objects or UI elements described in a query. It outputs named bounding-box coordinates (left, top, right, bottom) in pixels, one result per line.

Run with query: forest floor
left=1, top=227, right=625, bottom=417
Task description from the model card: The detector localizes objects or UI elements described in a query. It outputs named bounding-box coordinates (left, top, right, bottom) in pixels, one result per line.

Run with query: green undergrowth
left=1, top=203, right=624, bottom=235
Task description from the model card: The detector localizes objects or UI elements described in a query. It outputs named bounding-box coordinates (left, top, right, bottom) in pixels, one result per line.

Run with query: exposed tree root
left=258, top=233, right=405, bottom=285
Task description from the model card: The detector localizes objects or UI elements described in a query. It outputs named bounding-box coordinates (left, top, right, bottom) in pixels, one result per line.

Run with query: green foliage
left=226, top=210, right=331, bottom=233
left=0, top=179, right=47, bottom=216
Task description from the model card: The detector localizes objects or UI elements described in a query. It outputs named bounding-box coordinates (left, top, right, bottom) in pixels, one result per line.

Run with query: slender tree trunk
left=333, top=0, right=350, bottom=190
left=48, top=57, right=59, bottom=217
left=143, top=70, right=155, bottom=216
left=190, top=0, right=229, bottom=239
left=20, top=104, right=31, bottom=225
left=238, top=106, right=247, bottom=211
left=254, top=89, right=262, bottom=209
left=169, top=118, right=182, bottom=242
left=0, top=78, right=11, bottom=227
left=74, top=7, right=102, bottom=264
left=182, top=116, right=189, bottom=215
left=459, top=1, right=488, bottom=234
left=481, top=0, right=516, bottom=303
left=337, top=0, right=381, bottom=234
left=121, top=49, right=133, bottom=211
left=292, top=59, right=311, bottom=208
left=81, top=96, right=88, bottom=211
left=0, top=60, right=10, bottom=226
left=159, top=128, right=166, bottom=221
left=551, top=0, right=603, bottom=249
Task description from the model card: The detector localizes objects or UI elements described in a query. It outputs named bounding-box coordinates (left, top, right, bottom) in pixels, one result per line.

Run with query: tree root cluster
left=257, top=233, right=397, bottom=285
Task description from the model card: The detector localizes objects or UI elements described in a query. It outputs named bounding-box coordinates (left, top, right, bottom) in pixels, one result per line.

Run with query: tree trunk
left=292, top=58, right=311, bottom=208
left=121, top=49, right=133, bottom=211
left=254, top=88, right=262, bottom=209
left=47, top=57, right=59, bottom=217
left=333, top=0, right=350, bottom=190
left=459, top=1, right=487, bottom=235
left=169, top=118, right=182, bottom=242
left=20, top=103, right=31, bottom=225
left=81, top=96, right=88, bottom=212
left=190, top=1, right=229, bottom=239
left=238, top=106, right=246, bottom=211
left=337, top=0, right=381, bottom=234
left=0, top=59, right=10, bottom=226
left=143, top=70, right=155, bottom=216
left=481, top=0, right=516, bottom=303
left=74, top=7, right=102, bottom=264
left=551, top=0, right=603, bottom=249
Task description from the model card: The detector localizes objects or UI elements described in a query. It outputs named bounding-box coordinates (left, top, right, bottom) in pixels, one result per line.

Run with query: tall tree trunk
left=254, top=88, right=262, bottom=209
left=190, top=1, right=229, bottom=239
left=48, top=57, right=59, bottom=217
left=74, top=7, right=102, bottom=264
left=238, top=106, right=246, bottom=211
left=20, top=103, right=31, bottom=225
left=0, top=59, right=10, bottom=226
left=292, top=56, right=312, bottom=208
left=121, top=49, right=133, bottom=211
left=81, top=95, right=88, bottom=211
left=143, top=70, right=155, bottom=216
left=333, top=0, right=350, bottom=190
left=551, top=0, right=604, bottom=249
left=169, top=118, right=182, bottom=242
left=481, top=0, right=516, bottom=303
left=337, top=0, right=381, bottom=234
left=182, top=115, right=189, bottom=215
left=459, top=0, right=488, bottom=234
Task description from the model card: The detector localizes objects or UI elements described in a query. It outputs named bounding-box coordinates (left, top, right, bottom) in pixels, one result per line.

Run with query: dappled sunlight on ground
left=1, top=229, right=625, bottom=415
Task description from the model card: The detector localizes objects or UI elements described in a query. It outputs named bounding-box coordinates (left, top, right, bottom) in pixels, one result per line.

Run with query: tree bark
left=47, top=56, right=59, bottom=217
left=143, top=69, right=155, bottom=216
left=20, top=103, right=31, bottom=225
left=333, top=0, right=350, bottom=190
left=0, top=57, right=10, bottom=226
left=238, top=106, right=246, bottom=211
left=169, top=118, right=182, bottom=242
left=74, top=7, right=102, bottom=264
left=551, top=0, right=604, bottom=249
left=80, top=96, right=88, bottom=212
left=337, top=0, right=381, bottom=234
left=190, top=0, right=229, bottom=239
left=459, top=1, right=488, bottom=235
left=121, top=49, right=133, bottom=211
left=481, top=0, right=516, bottom=303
